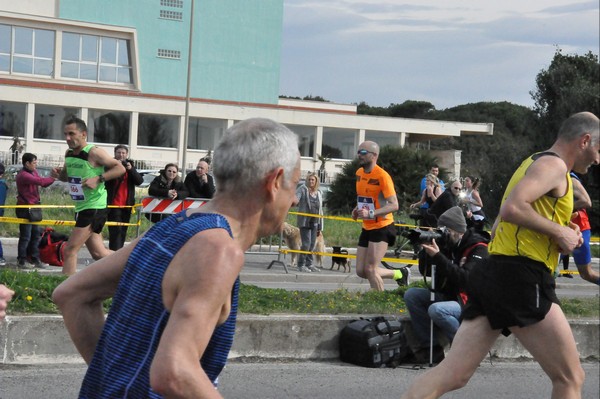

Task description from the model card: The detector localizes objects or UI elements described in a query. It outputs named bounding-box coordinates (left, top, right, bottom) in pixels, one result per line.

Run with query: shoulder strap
left=462, top=242, right=488, bottom=259
left=531, top=151, right=560, bottom=161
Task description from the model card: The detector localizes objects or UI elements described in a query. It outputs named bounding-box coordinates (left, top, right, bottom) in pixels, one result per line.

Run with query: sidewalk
left=1, top=238, right=598, bottom=364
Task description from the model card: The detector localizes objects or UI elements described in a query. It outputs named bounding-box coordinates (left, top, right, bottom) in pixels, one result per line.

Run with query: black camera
left=401, top=227, right=450, bottom=248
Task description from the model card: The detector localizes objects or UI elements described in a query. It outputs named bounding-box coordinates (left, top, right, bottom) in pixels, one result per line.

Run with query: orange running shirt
left=355, top=164, right=396, bottom=230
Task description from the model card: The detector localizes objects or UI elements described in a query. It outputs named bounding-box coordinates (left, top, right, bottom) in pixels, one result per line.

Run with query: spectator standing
left=184, top=160, right=215, bottom=198
left=148, top=163, right=189, bottom=223
left=559, top=172, right=597, bottom=284
left=51, top=116, right=125, bottom=275
left=410, top=173, right=442, bottom=227
left=105, top=145, right=143, bottom=251
left=352, top=141, right=408, bottom=291
left=15, top=153, right=56, bottom=269
left=404, top=207, right=489, bottom=364
left=425, top=179, right=462, bottom=227
left=0, top=163, right=7, bottom=266
left=52, top=118, right=301, bottom=397
left=149, top=163, right=188, bottom=200
left=9, top=136, right=24, bottom=165
left=295, top=172, right=323, bottom=273
left=0, top=284, right=14, bottom=320
left=418, top=165, right=444, bottom=223
left=401, top=111, right=599, bottom=398
left=461, top=176, right=485, bottom=231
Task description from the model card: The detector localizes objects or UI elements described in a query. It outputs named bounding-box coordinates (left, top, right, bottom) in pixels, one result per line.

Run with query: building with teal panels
left=0, top=0, right=492, bottom=179
left=58, top=0, right=283, bottom=104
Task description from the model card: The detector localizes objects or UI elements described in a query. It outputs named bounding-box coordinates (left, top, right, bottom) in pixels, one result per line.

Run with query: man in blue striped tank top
left=53, top=118, right=301, bottom=398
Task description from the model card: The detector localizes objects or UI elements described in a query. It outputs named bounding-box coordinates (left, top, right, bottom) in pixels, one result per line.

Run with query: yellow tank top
left=489, top=152, right=573, bottom=273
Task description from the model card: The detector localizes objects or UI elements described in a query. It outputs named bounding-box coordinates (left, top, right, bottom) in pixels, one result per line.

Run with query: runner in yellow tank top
left=352, top=141, right=408, bottom=291
left=402, top=111, right=600, bottom=399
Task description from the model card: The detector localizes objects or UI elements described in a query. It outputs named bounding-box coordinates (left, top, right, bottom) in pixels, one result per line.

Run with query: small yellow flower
left=26, top=295, right=33, bottom=301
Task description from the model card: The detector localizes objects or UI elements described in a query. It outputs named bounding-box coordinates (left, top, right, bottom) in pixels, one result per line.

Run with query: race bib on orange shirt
left=357, top=196, right=375, bottom=215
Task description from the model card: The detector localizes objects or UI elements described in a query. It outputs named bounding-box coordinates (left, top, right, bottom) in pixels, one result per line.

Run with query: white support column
left=314, top=126, right=323, bottom=159
left=177, top=115, right=187, bottom=169
left=25, top=103, right=35, bottom=148
left=129, top=111, right=139, bottom=157
left=356, top=129, right=366, bottom=148
left=399, top=132, right=406, bottom=147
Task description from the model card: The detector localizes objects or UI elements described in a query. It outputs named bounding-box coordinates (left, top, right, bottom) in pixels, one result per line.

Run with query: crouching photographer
left=403, top=206, right=489, bottom=364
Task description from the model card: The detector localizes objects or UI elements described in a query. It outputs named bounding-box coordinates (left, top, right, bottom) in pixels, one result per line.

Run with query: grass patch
left=239, top=284, right=408, bottom=315
left=2, top=269, right=597, bottom=319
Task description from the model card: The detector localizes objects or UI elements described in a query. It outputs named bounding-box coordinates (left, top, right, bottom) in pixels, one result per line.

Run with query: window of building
left=0, top=24, right=11, bottom=73
left=187, top=117, right=226, bottom=150
left=61, top=32, right=133, bottom=84
left=157, top=49, right=181, bottom=59
left=138, top=113, right=179, bottom=148
left=322, top=127, right=357, bottom=159
left=34, top=105, right=80, bottom=140
left=0, top=101, right=26, bottom=138
left=365, top=130, right=401, bottom=148
left=160, top=0, right=184, bottom=8
left=0, top=24, right=55, bottom=77
left=87, top=109, right=131, bottom=145
left=159, top=10, right=183, bottom=21
left=285, top=124, right=316, bottom=158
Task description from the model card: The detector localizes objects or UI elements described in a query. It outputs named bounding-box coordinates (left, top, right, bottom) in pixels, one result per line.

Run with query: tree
left=356, top=100, right=436, bottom=118
left=427, top=102, right=539, bottom=222
left=531, top=49, right=600, bottom=148
left=531, top=49, right=600, bottom=231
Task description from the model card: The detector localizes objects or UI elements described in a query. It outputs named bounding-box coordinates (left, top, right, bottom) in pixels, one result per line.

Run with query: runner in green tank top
left=52, top=117, right=125, bottom=275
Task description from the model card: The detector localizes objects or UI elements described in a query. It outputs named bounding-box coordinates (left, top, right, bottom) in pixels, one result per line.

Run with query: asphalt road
left=1, top=360, right=598, bottom=398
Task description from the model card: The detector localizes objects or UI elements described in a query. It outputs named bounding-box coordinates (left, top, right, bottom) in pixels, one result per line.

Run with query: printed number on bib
left=68, top=176, right=85, bottom=201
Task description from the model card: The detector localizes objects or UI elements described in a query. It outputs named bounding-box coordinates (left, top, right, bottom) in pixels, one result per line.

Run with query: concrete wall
left=1, top=315, right=597, bottom=364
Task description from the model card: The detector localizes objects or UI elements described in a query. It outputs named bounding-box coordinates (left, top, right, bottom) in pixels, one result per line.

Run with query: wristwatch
left=98, top=174, right=105, bottom=183
left=368, top=209, right=375, bottom=219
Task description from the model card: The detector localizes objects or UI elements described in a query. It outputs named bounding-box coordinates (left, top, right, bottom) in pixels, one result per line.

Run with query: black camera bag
left=339, top=316, right=409, bottom=368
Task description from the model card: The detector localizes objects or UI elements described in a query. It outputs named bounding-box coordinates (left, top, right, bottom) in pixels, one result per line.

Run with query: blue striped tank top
left=79, top=211, right=239, bottom=398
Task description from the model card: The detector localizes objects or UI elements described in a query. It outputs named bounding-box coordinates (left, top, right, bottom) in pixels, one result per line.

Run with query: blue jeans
left=404, top=287, right=461, bottom=348
left=298, top=225, right=317, bottom=267
left=18, top=223, right=42, bottom=261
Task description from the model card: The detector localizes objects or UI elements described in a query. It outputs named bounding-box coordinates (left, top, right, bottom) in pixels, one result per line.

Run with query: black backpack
left=339, top=316, right=410, bottom=368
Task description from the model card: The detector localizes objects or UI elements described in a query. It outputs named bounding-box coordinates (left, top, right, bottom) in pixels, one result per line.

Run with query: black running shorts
left=75, top=208, right=109, bottom=234
left=358, top=224, right=397, bottom=248
left=462, top=255, right=560, bottom=337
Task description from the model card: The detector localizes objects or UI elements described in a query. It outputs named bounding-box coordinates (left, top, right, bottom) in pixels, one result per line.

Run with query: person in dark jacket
left=184, top=160, right=215, bottom=199
left=105, top=145, right=143, bottom=250
left=424, top=179, right=462, bottom=227
left=404, top=206, right=489, bottom=364
left=147, top=163, right=188, bottom=223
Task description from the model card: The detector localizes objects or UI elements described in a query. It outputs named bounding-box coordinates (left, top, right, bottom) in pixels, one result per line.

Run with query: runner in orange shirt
left=352, top=141, right=409, bottom=291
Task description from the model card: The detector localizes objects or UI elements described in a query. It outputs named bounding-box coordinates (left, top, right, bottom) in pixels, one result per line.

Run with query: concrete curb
left=1, top=315, right=598, bottom=364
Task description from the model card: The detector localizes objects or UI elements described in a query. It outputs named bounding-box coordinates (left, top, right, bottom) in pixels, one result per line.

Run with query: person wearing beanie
left=437, top=206, right=467, bottom=233
left=404, top=206, right=489, bottom=364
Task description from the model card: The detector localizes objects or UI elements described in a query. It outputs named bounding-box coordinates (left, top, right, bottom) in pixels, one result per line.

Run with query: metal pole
left=429, top=263, right=436, bottom=367
left=181, top=0, right=195, bottom=173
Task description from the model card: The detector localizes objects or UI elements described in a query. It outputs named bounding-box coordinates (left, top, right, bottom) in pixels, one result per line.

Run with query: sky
left=279, top=0, right=600, bottom=110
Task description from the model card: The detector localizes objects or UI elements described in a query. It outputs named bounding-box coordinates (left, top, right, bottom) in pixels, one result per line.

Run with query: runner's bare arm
left=500, top=155, right=580, bottom=253
left=52, top=237, right=141, bottom=363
